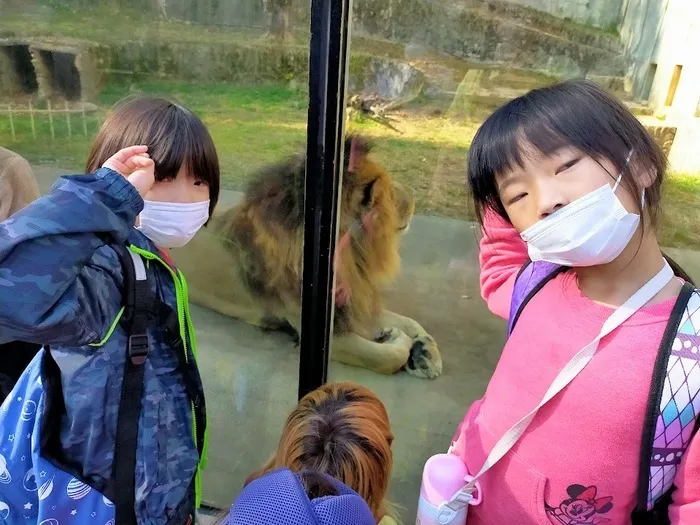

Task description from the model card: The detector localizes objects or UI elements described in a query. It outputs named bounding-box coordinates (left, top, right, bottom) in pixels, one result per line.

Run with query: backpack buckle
left=128, top=333, right=150, bottom=366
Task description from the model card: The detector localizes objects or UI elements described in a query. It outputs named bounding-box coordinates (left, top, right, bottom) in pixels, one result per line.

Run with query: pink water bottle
left=416, top=453, right=481, bottom=525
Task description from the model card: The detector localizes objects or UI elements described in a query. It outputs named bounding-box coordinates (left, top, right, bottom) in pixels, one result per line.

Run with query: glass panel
left=0, top=0, right=311, bottom=511
left=330, top=0, right=700, bottom=522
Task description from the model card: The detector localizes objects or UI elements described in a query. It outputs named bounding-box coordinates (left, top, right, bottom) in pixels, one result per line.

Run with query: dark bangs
left=168, top=103, right=221, bottom=217
left=467, top=79, right=666, bottom=224
left=86, top=97, right=221, bottom=217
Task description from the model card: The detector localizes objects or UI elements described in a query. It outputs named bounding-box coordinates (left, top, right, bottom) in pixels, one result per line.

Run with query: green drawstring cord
left=88, top=307, right=125, bottom=347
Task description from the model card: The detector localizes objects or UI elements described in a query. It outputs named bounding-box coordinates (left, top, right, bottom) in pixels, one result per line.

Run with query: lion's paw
left=373, top=327, right=415, bottom=373
left=404, top=334, right=442, bottom=379
left=374, top=327, right=410, bottom=346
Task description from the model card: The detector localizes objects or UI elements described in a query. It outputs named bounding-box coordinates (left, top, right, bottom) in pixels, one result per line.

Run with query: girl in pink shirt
left=450, top=80, right=699, bottom=524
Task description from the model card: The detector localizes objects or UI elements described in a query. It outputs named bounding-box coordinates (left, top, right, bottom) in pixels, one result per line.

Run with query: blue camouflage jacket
left=0, top=168, right=207, bottom=524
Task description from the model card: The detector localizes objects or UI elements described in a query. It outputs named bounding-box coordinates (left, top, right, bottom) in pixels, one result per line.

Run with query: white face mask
left=520, top=156, right=644, bottom=267
left=137, top=200, right=210, bottom=248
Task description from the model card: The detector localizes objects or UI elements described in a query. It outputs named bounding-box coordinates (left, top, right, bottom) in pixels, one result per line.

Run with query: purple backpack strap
left=636, top=284, right=700, bottom=515
left=508, top=261, right=565, bottom=336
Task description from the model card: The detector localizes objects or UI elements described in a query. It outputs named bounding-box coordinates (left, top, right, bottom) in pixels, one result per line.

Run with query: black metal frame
left=199, top=0, right=351, bottom=511
left=297, top=0, right=353, bottom=399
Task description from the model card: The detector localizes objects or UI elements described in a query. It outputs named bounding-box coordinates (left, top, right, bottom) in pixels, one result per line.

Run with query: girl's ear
left=631, top=159, right=657, bottom=189
left=646, top=166, right=658, bottom=187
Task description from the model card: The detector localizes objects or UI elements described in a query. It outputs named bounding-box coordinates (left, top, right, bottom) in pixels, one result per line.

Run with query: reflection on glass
left=331, top=0, right=700, bottom=521
left=0, top=0, right=311, bottom=509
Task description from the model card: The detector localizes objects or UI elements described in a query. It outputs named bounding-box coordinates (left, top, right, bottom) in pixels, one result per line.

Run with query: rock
left=363, top=57, right=424, bottom=102
left=404, top=43, right=431, bottom=60
left=642, top=123, right=677, bottom=157
left=412, top=61, right=458, bottom=98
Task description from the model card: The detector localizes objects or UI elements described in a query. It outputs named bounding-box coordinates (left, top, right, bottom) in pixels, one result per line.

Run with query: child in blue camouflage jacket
left=0, top=97, right=220, bottom=524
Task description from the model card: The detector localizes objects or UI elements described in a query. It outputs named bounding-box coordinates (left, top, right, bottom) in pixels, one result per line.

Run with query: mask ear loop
left=613, top=149, right=645, bottom=210
left=613, top=149, right=634, bottom=191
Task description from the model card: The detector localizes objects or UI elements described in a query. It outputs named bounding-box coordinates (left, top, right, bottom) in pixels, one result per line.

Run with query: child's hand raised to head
left=102, top=145, right=155, bottom=198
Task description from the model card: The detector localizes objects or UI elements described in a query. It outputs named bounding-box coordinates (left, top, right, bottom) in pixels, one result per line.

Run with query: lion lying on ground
left=172, top=136, right=442, bottom=379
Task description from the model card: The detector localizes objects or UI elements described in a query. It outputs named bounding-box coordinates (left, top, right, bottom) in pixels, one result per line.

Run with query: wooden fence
left=1, top=101, right=98, bottom=141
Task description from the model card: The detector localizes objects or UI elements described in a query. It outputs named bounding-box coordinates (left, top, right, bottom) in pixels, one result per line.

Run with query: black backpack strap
left=632, top=283, right=696, bottom=525
left=110, top=243, right=155, bottom=525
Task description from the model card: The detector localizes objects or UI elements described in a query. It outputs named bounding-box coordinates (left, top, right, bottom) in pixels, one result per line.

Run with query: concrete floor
left=190, top=212, right=506, bottom=519
left=31, top=166, right=700, bottom=522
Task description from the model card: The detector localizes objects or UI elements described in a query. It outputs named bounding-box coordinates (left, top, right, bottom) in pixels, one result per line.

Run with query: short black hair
left=86, top=96, right=220, bottom=218
left=467, top=79, right=666, bottom=233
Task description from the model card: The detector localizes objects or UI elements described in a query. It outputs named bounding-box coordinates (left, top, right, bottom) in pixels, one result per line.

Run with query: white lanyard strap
left=446, top=260, right=674, bottom=511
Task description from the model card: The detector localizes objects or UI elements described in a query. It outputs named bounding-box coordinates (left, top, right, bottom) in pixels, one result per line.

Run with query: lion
left=171, top=136, right=442, bottom=379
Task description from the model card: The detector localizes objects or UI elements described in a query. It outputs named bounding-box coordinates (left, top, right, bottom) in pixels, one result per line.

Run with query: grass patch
left=660, top=173, right=700, bottom=249
left=0, top=2, right=307, bottom=47
left=0, top=80, right=309, bottom=189
left=1, top=78, right=698, bottom=249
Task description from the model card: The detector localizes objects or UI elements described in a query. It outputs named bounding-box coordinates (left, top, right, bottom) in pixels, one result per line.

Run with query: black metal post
left=298, top=0, right=352, bottom=400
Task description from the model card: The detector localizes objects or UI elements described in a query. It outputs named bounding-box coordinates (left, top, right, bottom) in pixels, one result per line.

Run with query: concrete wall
left=634, top=0, right=700, bottom=172
left=351, top=0, right=625, bottom=77
left=619, top=0, right=670, bottom=99
left=618, top=0, right=700, bottom=173
left=619, top=0, right=700, bottom=116
left=53, top=0, right=626, bottom=31
left=645, top=0, right=700, bottom=117
left=0, top=48, right=22, bottom=96
left=506, top=0, right=624, bottom=29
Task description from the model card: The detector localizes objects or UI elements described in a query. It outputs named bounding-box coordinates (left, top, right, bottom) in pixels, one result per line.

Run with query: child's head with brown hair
left=86, top=96, right=220, bottom=219
left=249, top=382, right=394, bottom=522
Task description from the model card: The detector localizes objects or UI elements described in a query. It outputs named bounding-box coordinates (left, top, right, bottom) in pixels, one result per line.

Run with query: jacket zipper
left=129, top=246, right=206, bottom=508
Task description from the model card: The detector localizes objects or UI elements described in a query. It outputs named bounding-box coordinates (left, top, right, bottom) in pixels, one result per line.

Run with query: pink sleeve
left=669, top=434, right=700, bottom=524
left=479, top=210, right=529, bottom=319
left=451, top=399, right=483, bottom=455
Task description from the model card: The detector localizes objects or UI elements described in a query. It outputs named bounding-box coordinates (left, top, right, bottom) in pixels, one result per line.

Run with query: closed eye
left=556, top=157, right=580, bottom=174
left=508, top=192, right=527, bottom=205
